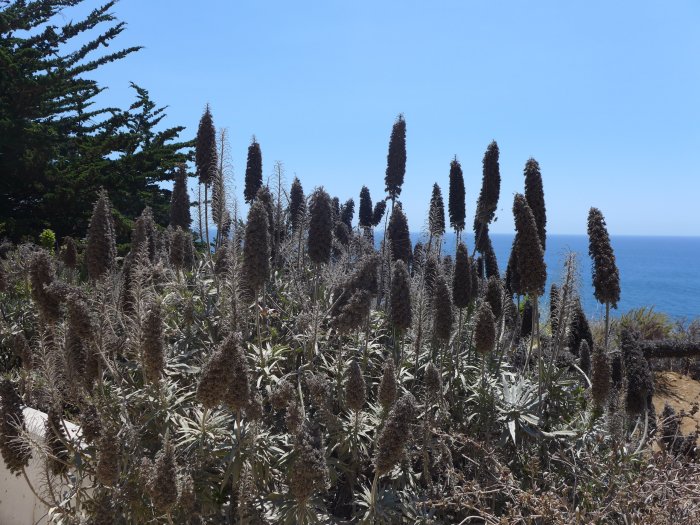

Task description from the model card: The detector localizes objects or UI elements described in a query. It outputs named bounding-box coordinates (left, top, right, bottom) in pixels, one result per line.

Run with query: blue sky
left=62, top=1, right=700, bottom=235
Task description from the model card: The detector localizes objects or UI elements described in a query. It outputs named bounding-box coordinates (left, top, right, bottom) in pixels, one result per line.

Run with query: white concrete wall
left=0, top=408, right=79, bottom=525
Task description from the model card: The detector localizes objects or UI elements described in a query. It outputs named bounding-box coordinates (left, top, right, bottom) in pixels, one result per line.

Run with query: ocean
left=409, top=233, right=700, bottom=321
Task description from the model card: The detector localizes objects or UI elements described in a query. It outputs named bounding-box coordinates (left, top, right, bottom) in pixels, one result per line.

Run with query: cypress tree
left=242, top=200, right=271, bottom=294
left=512, top=194, right=546, bottom=297
left=85, top=190, right=117, bottom=281
left=244, top=137, right=263, bottom=204
left=170, top=164, right=191, bottom=230
left=473, top=141, right=500, bottom=252
left=385, top=114, right=407, bottom=202
left=524, top=158, right=546, bottom=251
left=359, top=186, right=373, bottom=228
left=452, top=241, right=471, bottom=309
left=428, top=183, right=446, bottom=239
left=289, top=177, right=306, bottom=231
left=448, top=157, right=466, bottom=234
left=308, top=188, right=333, bottom=265
left=387, top=205, right=411, bottom=264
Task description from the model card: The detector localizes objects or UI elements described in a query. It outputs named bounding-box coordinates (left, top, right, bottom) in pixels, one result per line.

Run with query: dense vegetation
left=1, top=2, right=699, bottom=524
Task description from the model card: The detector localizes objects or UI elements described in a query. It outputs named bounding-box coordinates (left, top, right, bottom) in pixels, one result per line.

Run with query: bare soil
left=653, top=371, right=700, bottom=443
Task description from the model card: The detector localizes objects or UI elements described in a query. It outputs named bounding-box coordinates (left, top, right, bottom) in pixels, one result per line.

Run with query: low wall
left=0, top=407, right=79, bottom=525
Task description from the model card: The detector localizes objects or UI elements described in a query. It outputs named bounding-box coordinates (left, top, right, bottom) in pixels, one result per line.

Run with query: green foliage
left=38, top=228, right=55, bottom=252
left=0, top=1, right=192, bottom=242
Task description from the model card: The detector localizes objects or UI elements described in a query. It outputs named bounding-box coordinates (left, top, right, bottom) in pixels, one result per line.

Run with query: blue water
left=410, top=233, right=700, bottom=321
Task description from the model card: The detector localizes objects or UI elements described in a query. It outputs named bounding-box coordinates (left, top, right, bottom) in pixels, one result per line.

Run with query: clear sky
left=63, top=0, right=700, bottom=235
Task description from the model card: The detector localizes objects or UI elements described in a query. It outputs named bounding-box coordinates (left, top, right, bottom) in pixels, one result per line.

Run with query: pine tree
left=524, top=158, right=546, bottom=251
left=384, top=114, right=407, bottom=203
left=448, top=157, right=466, bottom=234
left=244, top=137, right=263, bottom=204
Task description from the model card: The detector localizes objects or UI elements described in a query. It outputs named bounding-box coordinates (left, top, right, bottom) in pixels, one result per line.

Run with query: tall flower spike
left=378, top=358, right=397, bottom=410
left=45, top=408, right=69, bottom=475
left=587, top=208, right=620, bottom=308
left=425, top=362, right=441, bottom=399
left=131, top=207, right=157, bottom=262
left=473, top=141, right=500, bottom=250
left=375, top=394, right=416, bottom=476
left=524, top=158, right=546, bottom=251
left=243, top=137, right=263, bottom=204
left=195, top=104, right=217, bottom=186
left=0, top=379, right=31, bottom=475
left=485, top=276, right=503, bottom=320
left=474, top=302, right=496, bottom=355
left=359, top=186, right=373, bottom=228
left=371, top=200, right=387, bottom=228
left=142, top=301, right=164, bottom=384
left=29, top=249, right=61, bottom=322
left=390, top=260, right=412, bottom=331
left=307, top=187, right=333, bottom=265
left=432, top=273, right=452, bottom=344
left=385, top=114, right=407, bottom=201
left=85, top=189, right=116, bottom=281
left=289, top=177, right=306, bottom=231
left=223, top=337, right=250, bottom=412
left=448, top=157, right=466, bottom=233
left=387, top=204, right=411, bottom=264
left=289, top=420, right=329, bottom=503
left=148, top=439, right=179, bottom=513
left=549, top=283, right=560, bottom=336
left=590, top=343, right=611, bottom=410
left=170, top=164, right=192, bottom=230
left=61, top=237, right=78, bottom=270
left=452, top=241, right=471, bottom=309
left=242, top=200, right=271, bottom=293
left=621, top=329, right=653, bottom=415
left=428, top=183, right=445, bottom=238
left=345, top=360, right=367, bottom=411
left=512, top=193, right=546, bottom=297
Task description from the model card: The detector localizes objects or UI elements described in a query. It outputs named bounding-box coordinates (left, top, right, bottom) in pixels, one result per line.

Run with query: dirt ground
left=653, top=371, right=700, bottom=443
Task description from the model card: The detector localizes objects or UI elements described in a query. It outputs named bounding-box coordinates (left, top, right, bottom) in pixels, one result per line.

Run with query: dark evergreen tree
left=359, top=186, right=373, bottom=228
left=428, top=183, right=446, bottom=239
left=384, top=114, right=407, bottom=202
left=524, top=158, right=546, bottom=251
left=0, top=2, right=190, bottom=241
left=448, top=157, right=466, bottom=234
left=473, top=141, right=500, bottom=254
left=244, top=137, right=263, bottom=204
left=387, top=205, right=411, bottom=265
left=170, top=164, right=191, bottom=230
